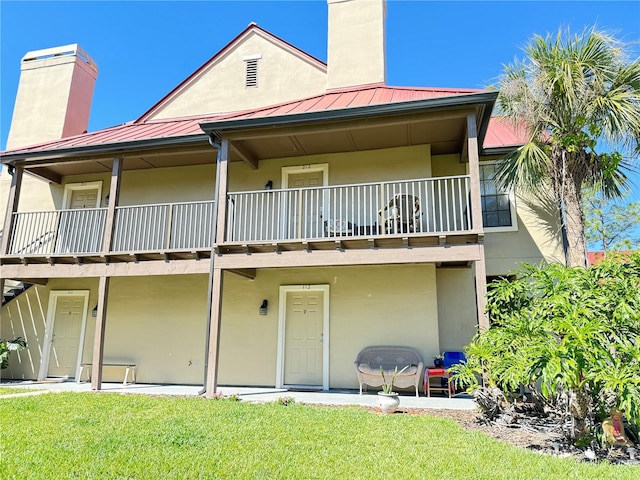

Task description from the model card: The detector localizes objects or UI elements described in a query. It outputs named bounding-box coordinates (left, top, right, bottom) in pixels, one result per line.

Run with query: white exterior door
left=56, top=185, right=102, bottom=254
left=284, top=290, right=324, bottom=386
left=47, top=295, right=85, bottom=378
left=69, top=188, right=99, bottom=209
left=287, top=171, right=324, bottom=239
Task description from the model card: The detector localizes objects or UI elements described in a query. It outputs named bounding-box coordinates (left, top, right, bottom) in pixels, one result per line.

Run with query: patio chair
left=424, top=351, right=466, bottom=397
left=378, top=194, right=421, bottom=234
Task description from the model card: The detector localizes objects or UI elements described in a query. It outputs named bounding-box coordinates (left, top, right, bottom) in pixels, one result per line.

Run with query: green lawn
left=0, top=393, right=637, bottom=479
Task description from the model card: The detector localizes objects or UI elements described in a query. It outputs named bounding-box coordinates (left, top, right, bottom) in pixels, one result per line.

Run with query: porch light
left=264, top=180, right=273, bottom=190
left=259, top=299, right=268, bottom=315
left=91, top=304, right=98, bottom=317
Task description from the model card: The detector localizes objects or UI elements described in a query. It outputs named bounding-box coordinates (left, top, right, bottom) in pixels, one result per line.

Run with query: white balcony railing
left=112, top=200, right=216, bottom=252
left=226, top=176, right=472, bottom=243
left=7, top=208, right=107, bottom=255
left=5, top=177, right=474, bottom=258
left=6, top=200, right=216, bottom=256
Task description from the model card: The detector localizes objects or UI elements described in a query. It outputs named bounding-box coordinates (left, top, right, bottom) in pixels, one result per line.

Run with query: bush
left=0, top=337, right=27, bottom=369
left=451, top=253, right=640, bottom=440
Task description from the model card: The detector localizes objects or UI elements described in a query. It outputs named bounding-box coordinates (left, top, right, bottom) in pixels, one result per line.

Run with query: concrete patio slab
left=0, top=380, right=476, bottom=410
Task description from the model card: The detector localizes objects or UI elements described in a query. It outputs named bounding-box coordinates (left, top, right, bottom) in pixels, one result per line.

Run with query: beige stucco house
left=0, top=0, right=564, bottom=396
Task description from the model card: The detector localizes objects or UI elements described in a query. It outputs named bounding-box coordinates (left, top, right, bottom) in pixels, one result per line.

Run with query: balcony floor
left=1, top=232, right=480, bottom=267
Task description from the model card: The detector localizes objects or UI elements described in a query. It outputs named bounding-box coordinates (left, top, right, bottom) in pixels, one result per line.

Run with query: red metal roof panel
left=484, top=117, right=528, bottom=149
left=2, top=85, right=524, bottom=158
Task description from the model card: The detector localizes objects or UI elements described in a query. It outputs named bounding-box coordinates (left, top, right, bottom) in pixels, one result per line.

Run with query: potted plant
left=433, top=354, right=444, bottom=368
left=378, top=365, right=409, bottom=414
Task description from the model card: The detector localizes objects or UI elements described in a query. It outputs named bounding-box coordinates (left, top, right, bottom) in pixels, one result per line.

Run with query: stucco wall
left=150, top=31, right=327, bottom=120
left=7, top=54, right=97, bottom=150
left=218, top=264, right=439, bottom=389
left=0, top=275, right=208, bottom=384
left=326, top=0, right=386, bottom=89
left=228, top=145, right=432, bottom=191
left=435, top=268, right=477, bottom=354
left=0, top=174, right=58, bottom=230
left=2, top=265, right=441, bottom=389
left=431, top=153, right=564, bottom=274
left=484, top=191, right=564, bottom=275
left=0, top=278, right=100, bottom=381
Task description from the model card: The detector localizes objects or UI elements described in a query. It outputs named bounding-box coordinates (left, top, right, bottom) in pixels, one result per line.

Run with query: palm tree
left=495, top=27, right=640, bottom=267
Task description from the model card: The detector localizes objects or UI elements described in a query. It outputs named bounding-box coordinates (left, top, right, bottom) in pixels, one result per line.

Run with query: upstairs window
left=480, top=163, right=516, bottom=229
left=243, top=54, right=261, bottom=88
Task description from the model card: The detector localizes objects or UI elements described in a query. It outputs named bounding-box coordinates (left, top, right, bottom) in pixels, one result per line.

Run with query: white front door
left=57, top=185, right=102, bottom=253
left=47, top=295, right=85, bottom=378
left=69, top=188, right=99, bottom=209
left=286, top=170, right=325, bottom=239
left=284, top=290, right=324, bottom=386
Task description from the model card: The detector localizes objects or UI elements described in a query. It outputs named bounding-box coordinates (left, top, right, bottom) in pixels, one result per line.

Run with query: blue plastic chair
left=442, top=351, right=466, bottom=394
left=443, top=351, right=466, bottom=369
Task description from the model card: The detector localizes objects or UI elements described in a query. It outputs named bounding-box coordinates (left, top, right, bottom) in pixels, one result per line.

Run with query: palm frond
left=494, top=141, right=551, bottom=193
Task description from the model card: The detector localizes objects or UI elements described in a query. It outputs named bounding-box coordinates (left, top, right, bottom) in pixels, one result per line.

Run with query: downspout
left=199, top=134, right=222, bottom=396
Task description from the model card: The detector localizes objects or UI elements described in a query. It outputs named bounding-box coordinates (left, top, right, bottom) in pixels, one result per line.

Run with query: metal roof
left=484, top=116, right=528, bottom=150
left=1, top=85, right=526, bottom=163
left=209, top=84, right=486, bottom=123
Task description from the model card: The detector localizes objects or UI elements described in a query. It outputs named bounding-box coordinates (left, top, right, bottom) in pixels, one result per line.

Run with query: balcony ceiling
left=18, top=110, right=473, bottom=181
left=34, top=147, right=218, bottom=177
left=229, top=115, right=469, bottom=161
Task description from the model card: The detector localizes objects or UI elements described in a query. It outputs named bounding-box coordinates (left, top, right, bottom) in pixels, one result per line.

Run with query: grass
left=0, top=392, right=638, bottom=479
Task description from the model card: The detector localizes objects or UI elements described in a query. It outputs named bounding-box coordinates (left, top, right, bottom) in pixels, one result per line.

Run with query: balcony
left=221, top=175, right=477, bottom=254
left=4, top=200, right=216, bottom=263
left=2, top=175, right=480, bottom=265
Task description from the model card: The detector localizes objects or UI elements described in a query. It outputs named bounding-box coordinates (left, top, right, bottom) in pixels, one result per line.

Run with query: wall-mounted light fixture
left=91, top=304, right=98, bottom=317
left=104, top=194, right=110, bottom=206
left=264, top=180, right=273, bottom=190
left=259, top=299, right=268, bottom=315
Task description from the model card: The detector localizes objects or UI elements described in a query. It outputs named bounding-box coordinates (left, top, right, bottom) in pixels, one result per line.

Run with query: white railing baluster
left=220, top=175, right=478, bottom=245
left=4, top=177, right=477, bottom=258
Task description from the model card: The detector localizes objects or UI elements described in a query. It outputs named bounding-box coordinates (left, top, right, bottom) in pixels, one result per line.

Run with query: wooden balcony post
left=1, top=165, right=24, bottom=256
left=466, top=114, right=484, bottom=234
left=102, top=157, right=123, bottom=254
left=91, top=276, right=110, bottom=390
left=205, top=267, right=224, bottom=398
left=467, top=114, right=489, bottom=331
left=215, top=138, right=230, bottom=245
left=474, top=244, right=489, bottom=332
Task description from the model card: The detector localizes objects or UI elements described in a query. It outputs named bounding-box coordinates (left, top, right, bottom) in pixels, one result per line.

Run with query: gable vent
left=245, top=58, right=258, bottom=87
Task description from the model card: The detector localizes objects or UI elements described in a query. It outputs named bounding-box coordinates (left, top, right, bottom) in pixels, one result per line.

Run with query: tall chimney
left=326, top=0, right=386, bottom=90
left=6, top=44, right=98, bottom=150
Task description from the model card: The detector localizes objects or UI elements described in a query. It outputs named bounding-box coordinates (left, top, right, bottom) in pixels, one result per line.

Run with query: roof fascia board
left=201, top=92, right=498, bottom=134
left=481, top=146, right=520, bottom=156
left=0, top=134, right=210, bottom=165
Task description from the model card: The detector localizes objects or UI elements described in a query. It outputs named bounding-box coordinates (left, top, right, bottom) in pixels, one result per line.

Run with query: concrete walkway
left=0, top=380, right=476, bottom=409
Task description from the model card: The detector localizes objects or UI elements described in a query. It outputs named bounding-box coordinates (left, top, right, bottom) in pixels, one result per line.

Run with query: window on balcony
left=479, top=163, right=517, bottom=231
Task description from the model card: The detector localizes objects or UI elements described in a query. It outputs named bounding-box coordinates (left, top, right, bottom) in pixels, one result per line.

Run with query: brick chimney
left=326, top=0, right=386, bottom=90
left=6, top=44, right=98, bottom=150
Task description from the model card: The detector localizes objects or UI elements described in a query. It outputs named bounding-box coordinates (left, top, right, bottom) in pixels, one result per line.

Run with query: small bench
left=354, top=346, right=424, bottom=397
left=77, top=363, right=137, bottom=385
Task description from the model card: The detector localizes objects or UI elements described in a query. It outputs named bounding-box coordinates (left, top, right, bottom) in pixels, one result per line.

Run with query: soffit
left=225, top=111, right=472, bottom=161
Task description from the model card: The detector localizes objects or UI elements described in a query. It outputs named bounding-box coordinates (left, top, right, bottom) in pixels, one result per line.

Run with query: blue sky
left=1, top=1, right=639, bottom=198
left=2, top=0, right=639, bottom=148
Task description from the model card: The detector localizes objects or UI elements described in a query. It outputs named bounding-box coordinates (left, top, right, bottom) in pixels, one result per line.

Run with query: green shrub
left=451, top=253, right=640, bottom=440
left=0, top=337, right=27, bottom=369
